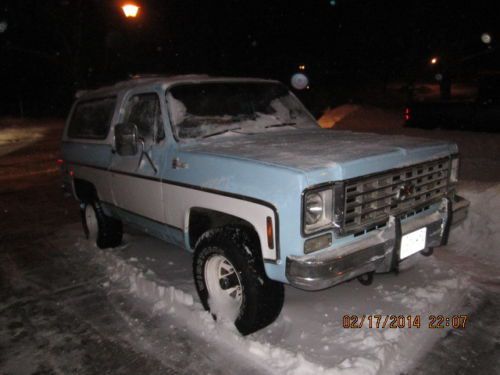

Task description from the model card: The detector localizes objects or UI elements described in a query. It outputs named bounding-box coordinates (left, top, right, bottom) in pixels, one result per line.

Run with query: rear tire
left=81, top=201, right=122, bottom=249
left=193, top=227, right=284, bottom=335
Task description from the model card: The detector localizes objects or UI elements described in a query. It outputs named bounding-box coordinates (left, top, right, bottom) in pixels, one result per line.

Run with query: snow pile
left=94, top=248, right=335, bottom=375
left=0, top=126, right=47, bottom=158
left=448, top=183, right=500, bottom=264
left=91, top=244, right=413, bottom=375
left=83, top=236, right=471, bottom=375
left=317, top=105, right=360, bottom=128
left=207, top=294, right=240, bottom=324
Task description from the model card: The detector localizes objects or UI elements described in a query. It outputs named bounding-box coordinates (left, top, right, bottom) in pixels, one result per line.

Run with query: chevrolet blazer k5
left=61, top=75, right=469, bottom=334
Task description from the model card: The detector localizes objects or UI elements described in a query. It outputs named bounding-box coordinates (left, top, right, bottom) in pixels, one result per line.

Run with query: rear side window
left=68, top=97, right=116, bottom=139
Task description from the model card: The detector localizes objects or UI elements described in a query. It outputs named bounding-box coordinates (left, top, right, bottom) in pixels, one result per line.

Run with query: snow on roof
left=76, top=74, right=279, bottom=100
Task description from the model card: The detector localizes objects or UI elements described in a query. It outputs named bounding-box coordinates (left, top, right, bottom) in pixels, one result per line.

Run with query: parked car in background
left=405, top=74, right=500, bottom=132
left=60, top=75, right=469, bottom=335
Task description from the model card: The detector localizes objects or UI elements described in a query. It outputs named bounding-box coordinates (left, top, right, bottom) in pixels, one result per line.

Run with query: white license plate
left=400, top=227, right=427, bottom=259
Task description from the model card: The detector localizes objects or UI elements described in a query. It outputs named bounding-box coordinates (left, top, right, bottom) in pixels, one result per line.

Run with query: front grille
left=342, top=158, right=450, bottom=233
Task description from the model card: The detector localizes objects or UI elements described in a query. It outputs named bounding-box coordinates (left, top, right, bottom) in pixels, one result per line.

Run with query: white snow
left=448, top=184, right=500, bottom=264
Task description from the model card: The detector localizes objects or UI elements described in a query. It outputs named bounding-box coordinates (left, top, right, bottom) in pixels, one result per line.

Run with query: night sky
left=1, top=0, right=499, bottom=116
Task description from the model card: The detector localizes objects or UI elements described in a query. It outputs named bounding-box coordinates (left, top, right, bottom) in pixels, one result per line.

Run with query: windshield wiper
left=201, top=127, right=242, bottom=139
left=264, top=122, right=297, bottom=129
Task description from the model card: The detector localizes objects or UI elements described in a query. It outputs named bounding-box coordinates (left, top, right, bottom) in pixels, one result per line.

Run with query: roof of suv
left=76, top=75, right=279, bottom=100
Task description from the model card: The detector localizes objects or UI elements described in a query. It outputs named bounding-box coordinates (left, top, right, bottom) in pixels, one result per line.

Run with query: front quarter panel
left=162, top=150, right=307, bottom=281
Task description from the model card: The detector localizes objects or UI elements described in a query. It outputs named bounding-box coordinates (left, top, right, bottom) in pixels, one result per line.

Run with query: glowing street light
left=122, top=4, right=140, bottom=18
left=430, top=57, right=438, bottom=65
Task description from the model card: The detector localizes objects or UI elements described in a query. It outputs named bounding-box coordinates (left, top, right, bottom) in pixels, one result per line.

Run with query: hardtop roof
left=75, top=75, right=280, bottom=100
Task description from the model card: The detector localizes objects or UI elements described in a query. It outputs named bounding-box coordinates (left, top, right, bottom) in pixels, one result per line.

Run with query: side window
left=68, top=97, right=116, bottom=139
left=124, top=93, right=165, bottom=143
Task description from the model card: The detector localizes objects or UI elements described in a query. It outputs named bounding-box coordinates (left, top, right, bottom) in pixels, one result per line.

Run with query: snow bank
left=448, top=183, right=500, bottom=265
left=317, top=105, right=360, bottom=128
left=82, top=239, right=471, bottom=375
left=93, top=249, right=349, bottom=375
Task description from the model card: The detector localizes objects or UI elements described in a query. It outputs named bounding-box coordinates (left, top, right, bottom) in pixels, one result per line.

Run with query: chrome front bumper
left=286, top=195, right=469, bottom=291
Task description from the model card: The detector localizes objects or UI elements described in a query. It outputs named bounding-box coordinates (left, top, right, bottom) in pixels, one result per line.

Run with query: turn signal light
left=266, top=216, right=274, bottom=250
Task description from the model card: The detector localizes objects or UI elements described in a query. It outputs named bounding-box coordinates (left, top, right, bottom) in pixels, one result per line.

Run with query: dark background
left=1, top=0, right=499, bottom=117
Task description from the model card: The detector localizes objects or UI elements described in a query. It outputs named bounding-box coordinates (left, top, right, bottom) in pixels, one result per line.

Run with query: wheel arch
left=188, top=207, right=260, bottom=252
left=74, top=178, right=99, bottom=203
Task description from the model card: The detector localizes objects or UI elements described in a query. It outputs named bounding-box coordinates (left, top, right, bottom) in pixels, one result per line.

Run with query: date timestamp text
left=342, top=315, right=468, bottom=329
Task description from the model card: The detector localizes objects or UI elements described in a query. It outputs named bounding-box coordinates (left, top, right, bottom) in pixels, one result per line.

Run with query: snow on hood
left=181, top=128, right=456, bottom=172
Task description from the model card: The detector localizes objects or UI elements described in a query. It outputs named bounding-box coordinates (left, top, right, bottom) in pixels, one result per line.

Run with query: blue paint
left=62, top=77, right=458, bottom=285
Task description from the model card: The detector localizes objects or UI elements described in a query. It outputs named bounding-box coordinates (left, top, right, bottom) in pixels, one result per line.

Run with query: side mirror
left=115, top=122, right=138, bottom=156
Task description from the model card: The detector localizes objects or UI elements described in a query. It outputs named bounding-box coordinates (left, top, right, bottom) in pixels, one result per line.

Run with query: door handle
left=172, top=157, right=188, bottom=169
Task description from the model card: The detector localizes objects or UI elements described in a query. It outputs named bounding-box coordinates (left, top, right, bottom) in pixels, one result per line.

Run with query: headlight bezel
left=301, top=182, right=344, bottom=236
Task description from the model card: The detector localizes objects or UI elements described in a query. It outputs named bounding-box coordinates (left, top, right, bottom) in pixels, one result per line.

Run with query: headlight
left=303, top=187, right=333, bottom=235
left=450, top=156, right=459, bottom=184
left=305, top=193, right=323, bottom=224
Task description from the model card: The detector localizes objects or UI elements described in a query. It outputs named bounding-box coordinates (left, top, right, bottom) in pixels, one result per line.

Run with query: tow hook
left=357, top=272, right=374, bottom=286
left=420, top=247, right=434, bottom=257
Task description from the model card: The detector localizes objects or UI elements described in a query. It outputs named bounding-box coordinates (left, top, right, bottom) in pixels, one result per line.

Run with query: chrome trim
left=300, top=182, right=344, bottom=237
left=287, top=194, right=469, bottom=291
left=450, top=194, right=469, bottom=228
left=342, top=158, right=451, bottom=234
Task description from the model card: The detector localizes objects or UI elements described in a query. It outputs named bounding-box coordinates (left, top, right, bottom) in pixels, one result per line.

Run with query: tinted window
left=68, top=97, right=116, bottom=139
left=125, top=93, right=164, bottom=143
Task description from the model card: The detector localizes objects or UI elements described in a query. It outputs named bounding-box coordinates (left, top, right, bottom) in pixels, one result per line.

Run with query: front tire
left=193, top=227, right=284, bottom=335
left=81, top=201, right=122, bottom=249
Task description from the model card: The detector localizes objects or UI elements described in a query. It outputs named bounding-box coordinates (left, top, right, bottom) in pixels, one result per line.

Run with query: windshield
left=166, top=82, right=318, bottom=139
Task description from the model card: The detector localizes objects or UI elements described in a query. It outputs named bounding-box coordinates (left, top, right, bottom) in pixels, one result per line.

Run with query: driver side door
left=110, top=92, right=166, bottom=223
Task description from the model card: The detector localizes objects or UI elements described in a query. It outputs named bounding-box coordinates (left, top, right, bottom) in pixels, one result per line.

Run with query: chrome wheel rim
left=204, top=253, right=243, bottom=312
left=85, top=204, right=98, bottom=241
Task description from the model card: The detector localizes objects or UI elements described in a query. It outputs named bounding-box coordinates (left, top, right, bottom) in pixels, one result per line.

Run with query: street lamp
left=430, top=57, right=438, bottom=65
left=122, top=4, right=140, bottom=18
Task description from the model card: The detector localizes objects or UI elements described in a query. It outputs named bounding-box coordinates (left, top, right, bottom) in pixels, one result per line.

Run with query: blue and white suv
left=61, top=75, right=469, bottom=334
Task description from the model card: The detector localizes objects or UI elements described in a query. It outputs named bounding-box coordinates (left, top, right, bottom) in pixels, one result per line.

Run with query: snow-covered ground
left=1, top=114, right=499, bottom=374
left=51, top=180, right=496, bottom=375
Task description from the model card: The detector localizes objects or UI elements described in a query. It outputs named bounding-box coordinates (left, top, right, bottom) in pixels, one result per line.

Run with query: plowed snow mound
left=449, top=183, right=500, bottom=264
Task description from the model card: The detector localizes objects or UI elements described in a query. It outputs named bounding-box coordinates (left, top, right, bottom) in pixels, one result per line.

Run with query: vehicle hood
left=180, top=128, right=457, bottom=184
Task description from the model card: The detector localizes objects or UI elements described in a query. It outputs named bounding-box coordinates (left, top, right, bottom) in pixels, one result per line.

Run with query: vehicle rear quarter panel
left=62, top=142, right=114, bottom=203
